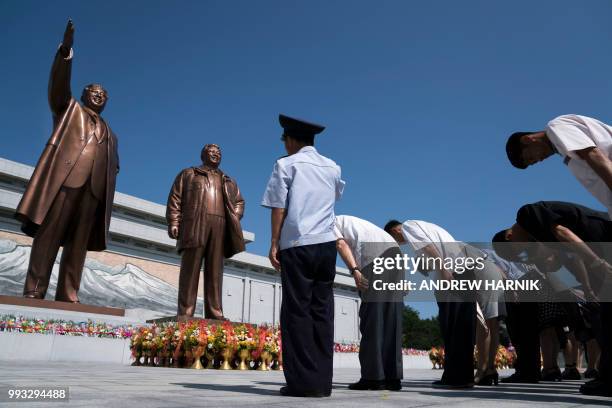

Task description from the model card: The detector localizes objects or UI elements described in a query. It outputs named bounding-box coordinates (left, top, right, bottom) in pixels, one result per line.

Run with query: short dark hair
left=505, top=132, right=534, bottom=169
left=491, top=229, right=517, bottom=261
left=492, top=229, right=509, bottom=244
left=201, top=144, right=221, bottom=162
left=82, top=83, right=107, bottom=96
left=283, top=132, right=315, bottom=146
left=384, top=219, right=402, bottom=234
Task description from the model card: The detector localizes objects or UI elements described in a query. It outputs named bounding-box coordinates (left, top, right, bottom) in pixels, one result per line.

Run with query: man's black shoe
left=348, top=379, right=385, bottom=390
left=500, top=373, right=539, bottom=384
left=561, top=367, right=581, bottom=380
left=541, top=367, right=562, bottom=382
left=580, top=379, right=612, bottom=397
left=279, top=386, right=331, bottom=397
left=385, top=379, right=402, bottom=391
left=431, top=380, right=474, bottom=389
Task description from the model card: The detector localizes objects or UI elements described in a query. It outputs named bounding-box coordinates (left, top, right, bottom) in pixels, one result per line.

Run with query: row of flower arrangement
left=129, top=321, right=432, bottom=370
left=428, top=345, right=517, bottom=369
left=333, top=342, right=429, bottom=356
left=0, top=315, right=135, bottom=338
left=129, top=320, right=282, bottom=370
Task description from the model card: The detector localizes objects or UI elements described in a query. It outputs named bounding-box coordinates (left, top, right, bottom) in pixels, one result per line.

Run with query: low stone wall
left=334, top=352, right=431, bottom=370
left=0, top=333, right=432, bottom=369
left=0, top=333, right=132, bottom=365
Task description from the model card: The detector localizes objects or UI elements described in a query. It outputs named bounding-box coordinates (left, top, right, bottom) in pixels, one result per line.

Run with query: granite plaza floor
left=0, top=361, right=610, bottom=408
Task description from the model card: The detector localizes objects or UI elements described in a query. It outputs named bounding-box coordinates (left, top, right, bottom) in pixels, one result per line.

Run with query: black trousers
left=600, top=302, right=612, bottom=385
left=358, top=248, right=404, bottom=381
left=359, top=300, right=403, bottom=381
left=436, top=299, right=476, bottom=385
left=280, top=241, right=337, bottom=393
left=505, top=301, right=541, bottom=380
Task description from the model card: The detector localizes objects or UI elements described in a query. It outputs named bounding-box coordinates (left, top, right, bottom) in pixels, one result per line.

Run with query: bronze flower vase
left=184, top=349, right=194, bottom=368
left=149, top=349, right=157, bottom=367
left=205, top=349, right=215, bottom=369
left=172, top=349, right=183, bottom=368
left=257, top=351, right=271, bottom=371
left=131, top=350, right=142, bottom=366
left=272, top=352, right=283, bottom=370
left=191, top=345, right=206, bottom=370
left=237, top=348, right=250, bottom=370
left=219, top=347, right=233, bottom=370
left=158, top=353, right=166, bottom=368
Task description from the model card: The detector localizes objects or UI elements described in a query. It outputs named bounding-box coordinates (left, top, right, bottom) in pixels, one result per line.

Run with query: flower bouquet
left=190, top=320, right=210, bottom=369
left=234, top=324, right=255, bottom=370
left=252, top=325, right=274, bottom=371
left=269, top=326, right=282, bottom=370
left=130, top=327, right=147, bottom=366
left=217, top=321, right=237, bottom=370
left=428, top=346, right=445, bottom=369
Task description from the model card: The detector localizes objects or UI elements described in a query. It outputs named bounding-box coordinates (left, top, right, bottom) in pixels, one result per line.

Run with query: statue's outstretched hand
left=61, top=19, right=74, bottom=52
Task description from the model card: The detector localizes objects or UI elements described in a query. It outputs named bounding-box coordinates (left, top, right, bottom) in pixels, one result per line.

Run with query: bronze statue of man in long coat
left=15, top=19, right=119, bottom=303
left=166, top=144, right=245, bottom=320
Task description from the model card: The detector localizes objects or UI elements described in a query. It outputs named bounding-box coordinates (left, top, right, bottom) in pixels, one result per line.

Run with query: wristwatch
left=349, top=266, right=360, bottom=275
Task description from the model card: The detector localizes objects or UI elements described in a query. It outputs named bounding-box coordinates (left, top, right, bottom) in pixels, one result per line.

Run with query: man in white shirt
left=505, top=114, right=612, bottom=218
left=334, top=215, right=404, bottom=391
left=385, top=219, right=477, bottom=388
left=261, top=114, right=345, bottom=398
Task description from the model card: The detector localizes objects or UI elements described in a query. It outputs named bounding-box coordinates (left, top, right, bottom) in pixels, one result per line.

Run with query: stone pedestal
left=146, top=316, right=250, bottom=326
left=0, top=295, right=125, bottom=316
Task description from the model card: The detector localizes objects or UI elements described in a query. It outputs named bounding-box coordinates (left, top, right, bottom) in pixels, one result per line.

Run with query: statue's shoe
left=55, top=298, right=80, bottom=304
left=23, top=292, right=43, bottom=299
left=208, top=316, right=229, bottom=321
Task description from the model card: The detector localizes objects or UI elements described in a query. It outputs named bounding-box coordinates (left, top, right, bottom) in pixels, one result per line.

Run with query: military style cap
left=279, top=114, right=325, bottom=138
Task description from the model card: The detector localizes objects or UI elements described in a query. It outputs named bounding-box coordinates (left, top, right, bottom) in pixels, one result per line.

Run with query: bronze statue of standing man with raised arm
left=166, top=144, right=245, bottom=320
left=15, top=19, right=120, bottom=303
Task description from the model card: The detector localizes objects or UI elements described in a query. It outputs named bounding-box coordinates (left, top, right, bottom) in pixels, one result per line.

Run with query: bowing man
left=334, top=215, right=404, bottom=391
left=493, top=200, right=612, bottom=397
left=385, top=219, right=478, bottom=389
left=505, top=114, right=612, bottom=218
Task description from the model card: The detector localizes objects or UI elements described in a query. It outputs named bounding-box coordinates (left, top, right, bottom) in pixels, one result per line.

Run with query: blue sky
left=2, top=1, right=612, bottom=318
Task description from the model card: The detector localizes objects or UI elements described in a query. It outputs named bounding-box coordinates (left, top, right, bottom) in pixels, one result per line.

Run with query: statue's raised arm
left=48, top=19, right=74, bottom=117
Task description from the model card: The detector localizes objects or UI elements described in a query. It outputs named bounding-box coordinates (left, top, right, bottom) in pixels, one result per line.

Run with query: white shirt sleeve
left=333, top=225, right=344, bottom=240
left=335, top=168, right=345, bottom=201
left=261, top=161, right=291, bottom=208
left=401, top=222, right=431, bottom=251
left=546, top=115, right=596, bottom=159
left=333, top=215, right=345, bottom=240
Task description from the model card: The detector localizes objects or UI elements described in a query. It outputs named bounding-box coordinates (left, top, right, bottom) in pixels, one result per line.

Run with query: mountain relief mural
left=0, top=239, right=203, bottom=315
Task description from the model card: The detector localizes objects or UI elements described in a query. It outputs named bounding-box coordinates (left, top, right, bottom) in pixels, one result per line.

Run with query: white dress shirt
left=262, top=146, right=345, bottom=250
left=401, top=220, right=465, bottom=281
left=546, top=114, right=612, bottom=218
left=334, top=215, right=398, bottom=268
